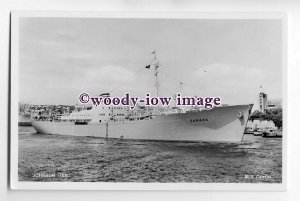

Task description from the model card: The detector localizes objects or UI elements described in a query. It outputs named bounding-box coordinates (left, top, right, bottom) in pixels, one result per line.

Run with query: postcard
left=10, top=12, right=287, bottom=190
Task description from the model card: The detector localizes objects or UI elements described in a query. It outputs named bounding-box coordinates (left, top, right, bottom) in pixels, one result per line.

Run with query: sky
left=19, top=17, right=283, bottom=110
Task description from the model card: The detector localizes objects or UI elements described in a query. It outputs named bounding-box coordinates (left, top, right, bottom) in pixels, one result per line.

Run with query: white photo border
left=10, top=11, right=287, bottom=191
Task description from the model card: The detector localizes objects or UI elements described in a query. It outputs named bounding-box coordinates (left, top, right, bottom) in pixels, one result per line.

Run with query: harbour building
left=259, top=92, right=268, bottom=113
left=259, top=91, right=282, bottom=113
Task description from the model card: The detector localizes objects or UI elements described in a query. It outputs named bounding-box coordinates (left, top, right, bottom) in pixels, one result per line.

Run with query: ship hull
left=31, top=105, right=252, bottom=142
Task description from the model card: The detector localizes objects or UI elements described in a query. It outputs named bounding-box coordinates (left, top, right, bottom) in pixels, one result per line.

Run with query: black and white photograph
left=10, top=12, right=286, bottom=190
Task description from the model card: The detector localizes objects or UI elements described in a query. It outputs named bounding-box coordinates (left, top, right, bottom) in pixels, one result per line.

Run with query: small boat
left=262, top=128, right=282, bottom=138
left=244, top=127, right=254, bottom=134
left=18, top=113, right=32, bottom=126
left=253, top=131, right=262, bottom=136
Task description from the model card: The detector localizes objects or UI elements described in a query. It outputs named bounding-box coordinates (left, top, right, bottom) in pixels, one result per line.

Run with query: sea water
left=18, top=126, right=282, bottom=183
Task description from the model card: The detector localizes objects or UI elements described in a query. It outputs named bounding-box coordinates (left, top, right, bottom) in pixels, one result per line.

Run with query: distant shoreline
left=18, top=122, right=32, bottom=126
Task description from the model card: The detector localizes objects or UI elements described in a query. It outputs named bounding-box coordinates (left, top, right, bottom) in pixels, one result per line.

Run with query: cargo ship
left=31, top=52, right=253, bottom=142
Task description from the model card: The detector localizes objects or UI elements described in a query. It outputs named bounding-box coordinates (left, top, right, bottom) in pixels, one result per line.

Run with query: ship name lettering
left=190, top=118, right=208, bottom=122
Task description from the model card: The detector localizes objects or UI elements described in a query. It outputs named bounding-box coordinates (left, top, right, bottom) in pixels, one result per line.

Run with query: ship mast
left=152, top=50, right=160, bottom=115
left=153, top=51, right=159, bottom=98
